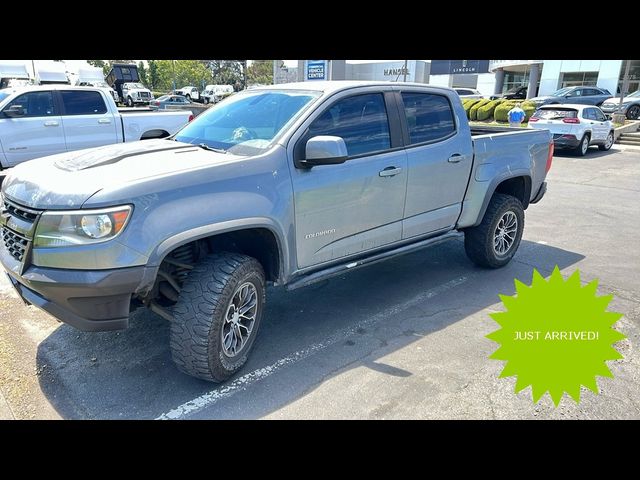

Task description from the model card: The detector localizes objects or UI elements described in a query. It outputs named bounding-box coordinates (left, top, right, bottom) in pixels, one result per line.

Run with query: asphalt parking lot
left=1, top=145, right=639, bottom=420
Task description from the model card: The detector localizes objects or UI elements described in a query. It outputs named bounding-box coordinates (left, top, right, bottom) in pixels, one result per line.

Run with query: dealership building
left=280, top=60, right=639, bottom=98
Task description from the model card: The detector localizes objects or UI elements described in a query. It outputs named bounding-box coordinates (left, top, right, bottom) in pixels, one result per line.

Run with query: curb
left=614, top=120, right=640, bottom=140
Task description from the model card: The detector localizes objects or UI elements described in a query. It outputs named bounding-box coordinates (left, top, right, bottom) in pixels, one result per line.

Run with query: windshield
left=157, top=95, right=170, bottom=101
left=126, top=83, right=145, bottom=89
left=551, top=87, right=573, bottom=97
left=628, top=90, right=640, bottom=98
left=174, top=89, right=321, bottom=155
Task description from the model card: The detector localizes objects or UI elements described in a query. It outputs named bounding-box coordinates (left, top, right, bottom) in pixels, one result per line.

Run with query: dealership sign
left=307, top=60, right=327, bottom=81
left=430, top=60, right=490, bottom=75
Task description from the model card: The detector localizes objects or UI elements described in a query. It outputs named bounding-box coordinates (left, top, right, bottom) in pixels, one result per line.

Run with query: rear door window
left=60, top=91, right=108, bottom=115
left=400, top=92, right=455, bottom=144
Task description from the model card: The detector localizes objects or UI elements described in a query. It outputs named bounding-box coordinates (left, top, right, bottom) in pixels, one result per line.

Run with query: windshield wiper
left=197, top=143, right=227, bottom=154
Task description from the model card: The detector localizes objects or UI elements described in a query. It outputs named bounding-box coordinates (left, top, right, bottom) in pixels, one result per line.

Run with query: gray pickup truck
left=0, top=81, right=553, bottom=382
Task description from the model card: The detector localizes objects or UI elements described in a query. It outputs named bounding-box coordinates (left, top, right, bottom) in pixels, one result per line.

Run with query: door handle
left=98, top=118, right=112, bottom=124
left=43, top=121, right=59, bottom=127
left=379, top=166, right=402, bottom=177
left=448, top=154, right=463, bottom=163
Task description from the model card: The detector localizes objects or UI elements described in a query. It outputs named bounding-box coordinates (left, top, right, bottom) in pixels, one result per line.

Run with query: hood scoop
left=54, top=141, right=195, bottom=172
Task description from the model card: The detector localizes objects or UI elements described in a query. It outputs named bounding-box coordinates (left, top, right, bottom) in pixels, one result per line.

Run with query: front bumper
left=2, top=246, right=148, bottom=331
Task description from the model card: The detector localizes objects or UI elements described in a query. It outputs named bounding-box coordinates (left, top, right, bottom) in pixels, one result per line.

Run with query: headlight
left=34, top=206, right=132, bottom=248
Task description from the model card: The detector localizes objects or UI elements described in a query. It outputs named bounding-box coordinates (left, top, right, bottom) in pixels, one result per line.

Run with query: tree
left=247, top=60, right=273, bottom=86
left=138, top=61, right=148, bottom=86
left=204, top=60, right=244, bottom=90
left=148, top=60, right=160, bottom=91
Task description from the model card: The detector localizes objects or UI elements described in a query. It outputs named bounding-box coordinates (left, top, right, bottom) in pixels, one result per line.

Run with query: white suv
left=454, top=88, right=484, bottom=99
left=528, top=104, right=614, bottom=156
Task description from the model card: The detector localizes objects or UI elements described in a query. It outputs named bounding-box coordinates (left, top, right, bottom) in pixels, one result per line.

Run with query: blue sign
left=307, top=60, right=327, bottom=81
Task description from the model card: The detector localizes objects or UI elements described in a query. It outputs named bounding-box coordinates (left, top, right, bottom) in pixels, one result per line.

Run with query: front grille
left=1, top=227, right=28, bottom=262
left=139, top=92, right=150, bottom=99
left=3, top=200, right=38, bottom=222
left=1, top=199, right=40, bottom=268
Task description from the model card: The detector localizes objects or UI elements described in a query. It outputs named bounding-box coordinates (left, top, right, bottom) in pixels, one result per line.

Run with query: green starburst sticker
left=487, top=266, right=626, bottom=406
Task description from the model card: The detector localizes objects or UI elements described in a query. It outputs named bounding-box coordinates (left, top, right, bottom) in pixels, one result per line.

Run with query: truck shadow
left=36, top=239, right=585, bottom=419
left=552, top=148, right=622, bottom=159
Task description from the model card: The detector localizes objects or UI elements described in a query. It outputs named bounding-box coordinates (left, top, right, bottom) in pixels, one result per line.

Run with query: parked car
left=528, top=104, right=614, bottom=156
left=530, top=86, right=612, bottom=108
left=201, top=84, right=235, bottom=104
left=174, top=86, right=200, bottom=102
left=150, top=94, right=193, bottom=110
left=454, top=88, right=484, bottom=99
left=0, top=81, right=552, bottom=382
left=490, top=86, right=527, bottom=101
left=0, top=85, right=192, bottom=168
left=600, top=90, right=640, bottom=120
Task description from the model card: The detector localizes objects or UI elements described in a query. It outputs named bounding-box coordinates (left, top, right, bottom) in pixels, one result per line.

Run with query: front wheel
left=204, top=97, right=209, bottom=104
left=170, top=252, right=266, bottom=382
left=126, top=96, right=134, bottom=107
left=627, top=105, right=640, bottom=120
left=464, top=193, right=525, bottom=268
left=598, top=131, right=614, bottom=151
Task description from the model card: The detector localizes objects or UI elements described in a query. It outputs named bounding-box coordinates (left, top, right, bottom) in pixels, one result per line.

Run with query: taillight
left=546, top=141, right=554, bottom=173
left=529, top=117, right=539, bottom=122
left=188, top=114, right=194, bottom=122
left=562, top=117, right=580, bottom=123
left=154, top=101, right=160, bottom=106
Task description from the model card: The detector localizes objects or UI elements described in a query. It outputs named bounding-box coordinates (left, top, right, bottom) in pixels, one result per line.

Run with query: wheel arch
left=148, top=218, right=288, bottom=285
left=472, top=174, right=532, bottom=228
left=140, top=129, right=170, bottom=140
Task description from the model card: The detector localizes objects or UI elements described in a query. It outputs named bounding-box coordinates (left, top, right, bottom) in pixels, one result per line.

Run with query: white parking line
left=156, top=275, right=468, bottom=420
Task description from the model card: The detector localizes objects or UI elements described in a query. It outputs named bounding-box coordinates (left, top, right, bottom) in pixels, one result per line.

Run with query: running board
left=285, top=231, right=463, bottom=291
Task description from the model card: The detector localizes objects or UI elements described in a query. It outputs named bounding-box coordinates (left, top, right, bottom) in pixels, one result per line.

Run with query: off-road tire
left=464, top=193, right=525, bottom=268
left=170, top=252, right=266, bottom=382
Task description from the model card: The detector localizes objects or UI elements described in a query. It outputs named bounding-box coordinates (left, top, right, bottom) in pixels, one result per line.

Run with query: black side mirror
left=3, top=105, right=25, bottom=118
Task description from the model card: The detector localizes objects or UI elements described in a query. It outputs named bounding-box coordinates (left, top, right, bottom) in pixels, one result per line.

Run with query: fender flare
left=472, top=173, right=532, bottom=228
left=138, top=217, right=289, bottom=292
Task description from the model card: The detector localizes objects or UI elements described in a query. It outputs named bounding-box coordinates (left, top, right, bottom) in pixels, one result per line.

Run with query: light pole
left=172, top=60, right=176, bottom=93
left=613, top=60, right=631, bottom=125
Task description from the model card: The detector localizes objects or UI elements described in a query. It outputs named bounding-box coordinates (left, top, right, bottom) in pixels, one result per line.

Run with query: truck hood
left=2, top=140, right=238, bottom=209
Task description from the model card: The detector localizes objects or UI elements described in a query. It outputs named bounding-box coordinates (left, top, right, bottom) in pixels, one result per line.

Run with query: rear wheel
left=464, top=193, right=525, bottom=268
left=599, top=131, right=614, bottom=151
left=170, top=252, right=265, bottom=382
left=627, top=105, right=640, bottom=120
left=574, top=133, right=590, bottom=156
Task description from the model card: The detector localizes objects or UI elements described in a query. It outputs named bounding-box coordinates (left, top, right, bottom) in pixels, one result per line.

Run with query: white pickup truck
left=0, top=85, right=192, bottom=168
